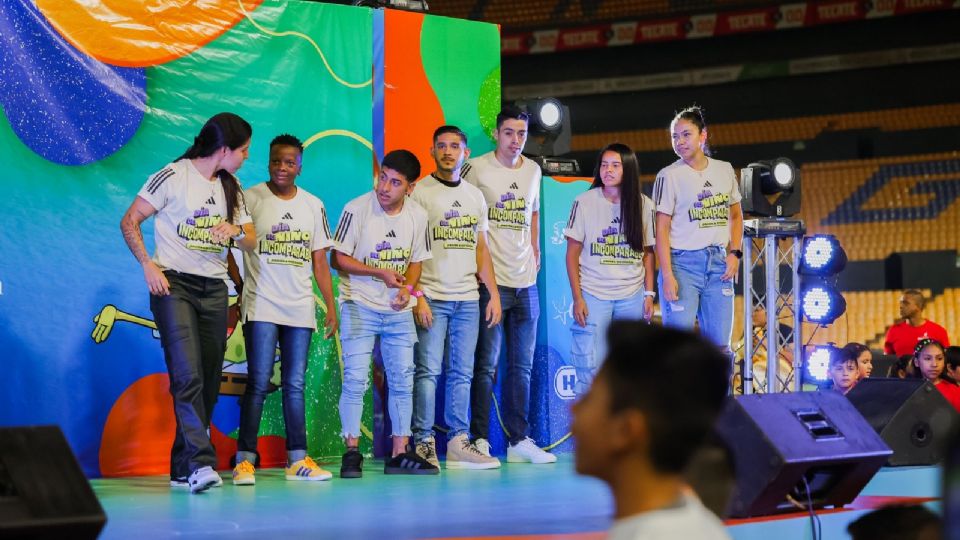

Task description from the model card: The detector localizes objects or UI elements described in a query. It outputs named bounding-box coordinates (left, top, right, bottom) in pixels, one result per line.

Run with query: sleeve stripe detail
left=334, top=212, right=353, bottom=243
left=146, top=168, right=174, bottom=195
left=566, top=200, right=579, bottom=229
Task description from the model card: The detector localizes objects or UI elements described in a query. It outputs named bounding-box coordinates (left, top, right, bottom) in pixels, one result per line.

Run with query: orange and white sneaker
left=285, top=457, right=333, bottom=482
left=232, top=460, right=256, bottom=486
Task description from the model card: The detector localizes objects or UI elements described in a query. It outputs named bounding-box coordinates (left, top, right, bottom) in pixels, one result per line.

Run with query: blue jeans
left=412, top=299, right=480, bottom=443
left=237, top=321, right=312, bottom=463
left=471, top=284, right=539, bottom=445
left=658, top=246, right=734, bottom=358
left=570, top=289, right=644, bottom=395
left=338, top=301, right=417, bottom=439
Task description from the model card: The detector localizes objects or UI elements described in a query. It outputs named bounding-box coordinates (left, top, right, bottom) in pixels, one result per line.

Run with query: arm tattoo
left=121, top=208, right=152, bottom=264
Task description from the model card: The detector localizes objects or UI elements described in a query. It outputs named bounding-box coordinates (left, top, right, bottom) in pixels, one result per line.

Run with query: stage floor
left=90, top=456, right=941, bottom=539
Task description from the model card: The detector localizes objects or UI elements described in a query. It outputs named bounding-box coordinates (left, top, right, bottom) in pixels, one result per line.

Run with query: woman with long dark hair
left=564, top=142, right=656, bottom=395
left=120, top=112, right=257, bottom=493
left=653, top=106, right=743, bottom=363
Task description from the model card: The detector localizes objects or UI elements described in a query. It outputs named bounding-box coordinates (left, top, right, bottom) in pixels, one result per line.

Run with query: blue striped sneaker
left=384, top=450, right=439, bottom=475
left=285, top=457, right=333, bottom=481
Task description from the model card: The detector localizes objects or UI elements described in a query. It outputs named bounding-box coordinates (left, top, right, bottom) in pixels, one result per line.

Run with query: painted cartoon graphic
left=91, top=295, right=281, bottom=396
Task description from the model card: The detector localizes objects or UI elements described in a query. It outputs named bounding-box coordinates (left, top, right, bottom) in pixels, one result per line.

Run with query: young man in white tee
left=332, top=149, right=439, bottom=477
left=572, top=321, right=732, bottom=540
left=410, top=126, right=502, bottom=470
left=462, top=108, right=556, bottom=464
left=228, top=134, right=337, bottom=485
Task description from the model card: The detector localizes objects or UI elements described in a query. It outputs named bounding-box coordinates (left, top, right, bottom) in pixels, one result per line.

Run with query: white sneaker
left=507, top=437, right=557, bottom=464
left=446, top=434, right=501, bottom=470
left=188, top=466, right=221, bottom=494
left=474, top=438, right=493, bottom=457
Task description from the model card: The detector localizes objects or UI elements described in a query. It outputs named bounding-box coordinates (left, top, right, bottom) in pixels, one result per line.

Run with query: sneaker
left=446, top=434, right=501, bottom=470
left=286, top=457, right=333, bottom=481
left=340, top=449, right=363, bottom=479
left=474, top=438, right=493, bottom=457
left=384, top=450, right=440, bottom=475
left=415, top=437, right=440, bottom=469
left=188, top=466, right=221, bottom=494
left=507, top=437, right=558, bottom=464
left=173, top=474, right=221, bottom=488
left=232, top=460, right=256, bottom=486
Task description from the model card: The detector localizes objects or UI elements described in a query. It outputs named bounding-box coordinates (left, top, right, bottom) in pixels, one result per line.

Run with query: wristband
left=405, top=285, right=424, bottom=298
left=643, top=291, right=656, bottom=298
left=231, top=225, right=245, bottom=241
left=730, top=249, right=743, bottom=259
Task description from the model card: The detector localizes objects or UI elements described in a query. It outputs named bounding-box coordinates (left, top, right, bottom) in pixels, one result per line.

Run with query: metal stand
left=741, top=219, right=805, bottom=394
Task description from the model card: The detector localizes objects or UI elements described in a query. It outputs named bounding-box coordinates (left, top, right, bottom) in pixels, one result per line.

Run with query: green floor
left=90, top=457, right=942, bottom=539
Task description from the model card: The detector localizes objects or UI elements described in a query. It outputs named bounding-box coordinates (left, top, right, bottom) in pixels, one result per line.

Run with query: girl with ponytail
left=120, top=112, right=256, bottom=493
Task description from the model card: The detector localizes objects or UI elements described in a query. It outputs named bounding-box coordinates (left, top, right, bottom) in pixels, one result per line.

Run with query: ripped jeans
left=658, top=246, right=735, bottom=360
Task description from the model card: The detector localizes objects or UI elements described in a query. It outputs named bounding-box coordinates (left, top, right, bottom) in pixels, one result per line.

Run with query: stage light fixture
left=800, top=282, right=847, bottom=324
left=799, top=234, right=847, bottom=276
left=740, top=157, right=801, bottom=217
left=532, top=98, right=563, bottom=132
left=512, top=97, right=580, bottom=176
left=804, top=345, right=837, bottom=384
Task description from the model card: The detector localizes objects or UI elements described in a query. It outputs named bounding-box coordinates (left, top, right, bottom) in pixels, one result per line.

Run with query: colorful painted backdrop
left=0, top=0, right=514, bottom=476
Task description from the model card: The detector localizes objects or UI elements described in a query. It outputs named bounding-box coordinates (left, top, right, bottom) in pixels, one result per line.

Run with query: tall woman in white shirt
left=565, top=143, right=656, bottom=395
left=653, top=106, right=743, bottom=362
left=120, top=112, right=257, bottom=493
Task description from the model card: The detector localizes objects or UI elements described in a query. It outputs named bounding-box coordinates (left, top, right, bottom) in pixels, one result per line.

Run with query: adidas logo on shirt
left=282, top=212, right=293, bottom=220
left=509, top=182, right=519, bottom=189
left=386, top=230, right=397, bottom=238
left=206, top=196, right=216, bottom=205
left=452, top=200, right=462, bottom=208
left=612, top=216, right=622, bottom=224
left=703, top=180, right=713, bottom=188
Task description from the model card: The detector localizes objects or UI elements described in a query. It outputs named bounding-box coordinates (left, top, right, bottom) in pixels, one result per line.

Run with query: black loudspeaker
left=715, top=391, right=892, bottom=518
left=846, top=378, right=960, bottom=466
left=0, top=426, right=106, bottom=539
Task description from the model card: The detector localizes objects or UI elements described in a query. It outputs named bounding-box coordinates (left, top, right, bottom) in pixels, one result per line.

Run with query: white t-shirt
left=564, top=188, right=655, bottom=301
left=652, top=157, right=741, bottom=251
left=240, top=183, right=334, bottom=329
left=333, top=192, right=431, bottom=313
left=410, top=175, right=489, bottom=301
left=462, top=151, right=541, bottom=289
left=137, top=160, right=252, bottom=280
left=608, top=493, right=732, bottom=540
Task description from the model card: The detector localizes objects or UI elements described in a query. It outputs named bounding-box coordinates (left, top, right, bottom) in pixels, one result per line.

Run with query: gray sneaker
left=415, top=437, right=440, bottom=469
left=474, top=437, right=493, bottom=457
left=446, top=434, right=501, bottom=470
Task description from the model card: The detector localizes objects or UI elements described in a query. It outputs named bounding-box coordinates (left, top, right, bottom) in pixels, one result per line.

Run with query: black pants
left=150, top=270, right=227, bottom=479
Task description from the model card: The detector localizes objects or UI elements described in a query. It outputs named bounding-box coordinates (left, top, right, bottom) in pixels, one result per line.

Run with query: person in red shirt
left=912, top=339, right=960, bottom=413
left=883, top=289, right=950, bottom=357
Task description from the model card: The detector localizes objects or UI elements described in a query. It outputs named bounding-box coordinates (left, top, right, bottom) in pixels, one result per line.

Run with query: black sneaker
left=384, top=451, right=440, bottom=475
left=340, top=449, right=363, bottom=479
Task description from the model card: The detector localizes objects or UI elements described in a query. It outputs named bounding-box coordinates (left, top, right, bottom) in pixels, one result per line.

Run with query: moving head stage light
left=511, top=98, right=580, bottom=176
left=741, top=158, right=801, bottom=217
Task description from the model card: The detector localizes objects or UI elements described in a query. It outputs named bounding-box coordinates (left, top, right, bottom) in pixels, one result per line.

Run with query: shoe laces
left=461, top=438, right=485, bottom=457
left=416, top=441, right=437, bottom=459
left=302, top=457, right=320, bottom=469
left=236, top=461, right=255, bottom=474
left=475, top=438, right=491, bottom=454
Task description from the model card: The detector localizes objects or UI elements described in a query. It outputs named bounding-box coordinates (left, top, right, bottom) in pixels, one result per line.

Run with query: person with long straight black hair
left=564, top=142, right=656, bottom=396
left=120, top=112, right=257, bottom=493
